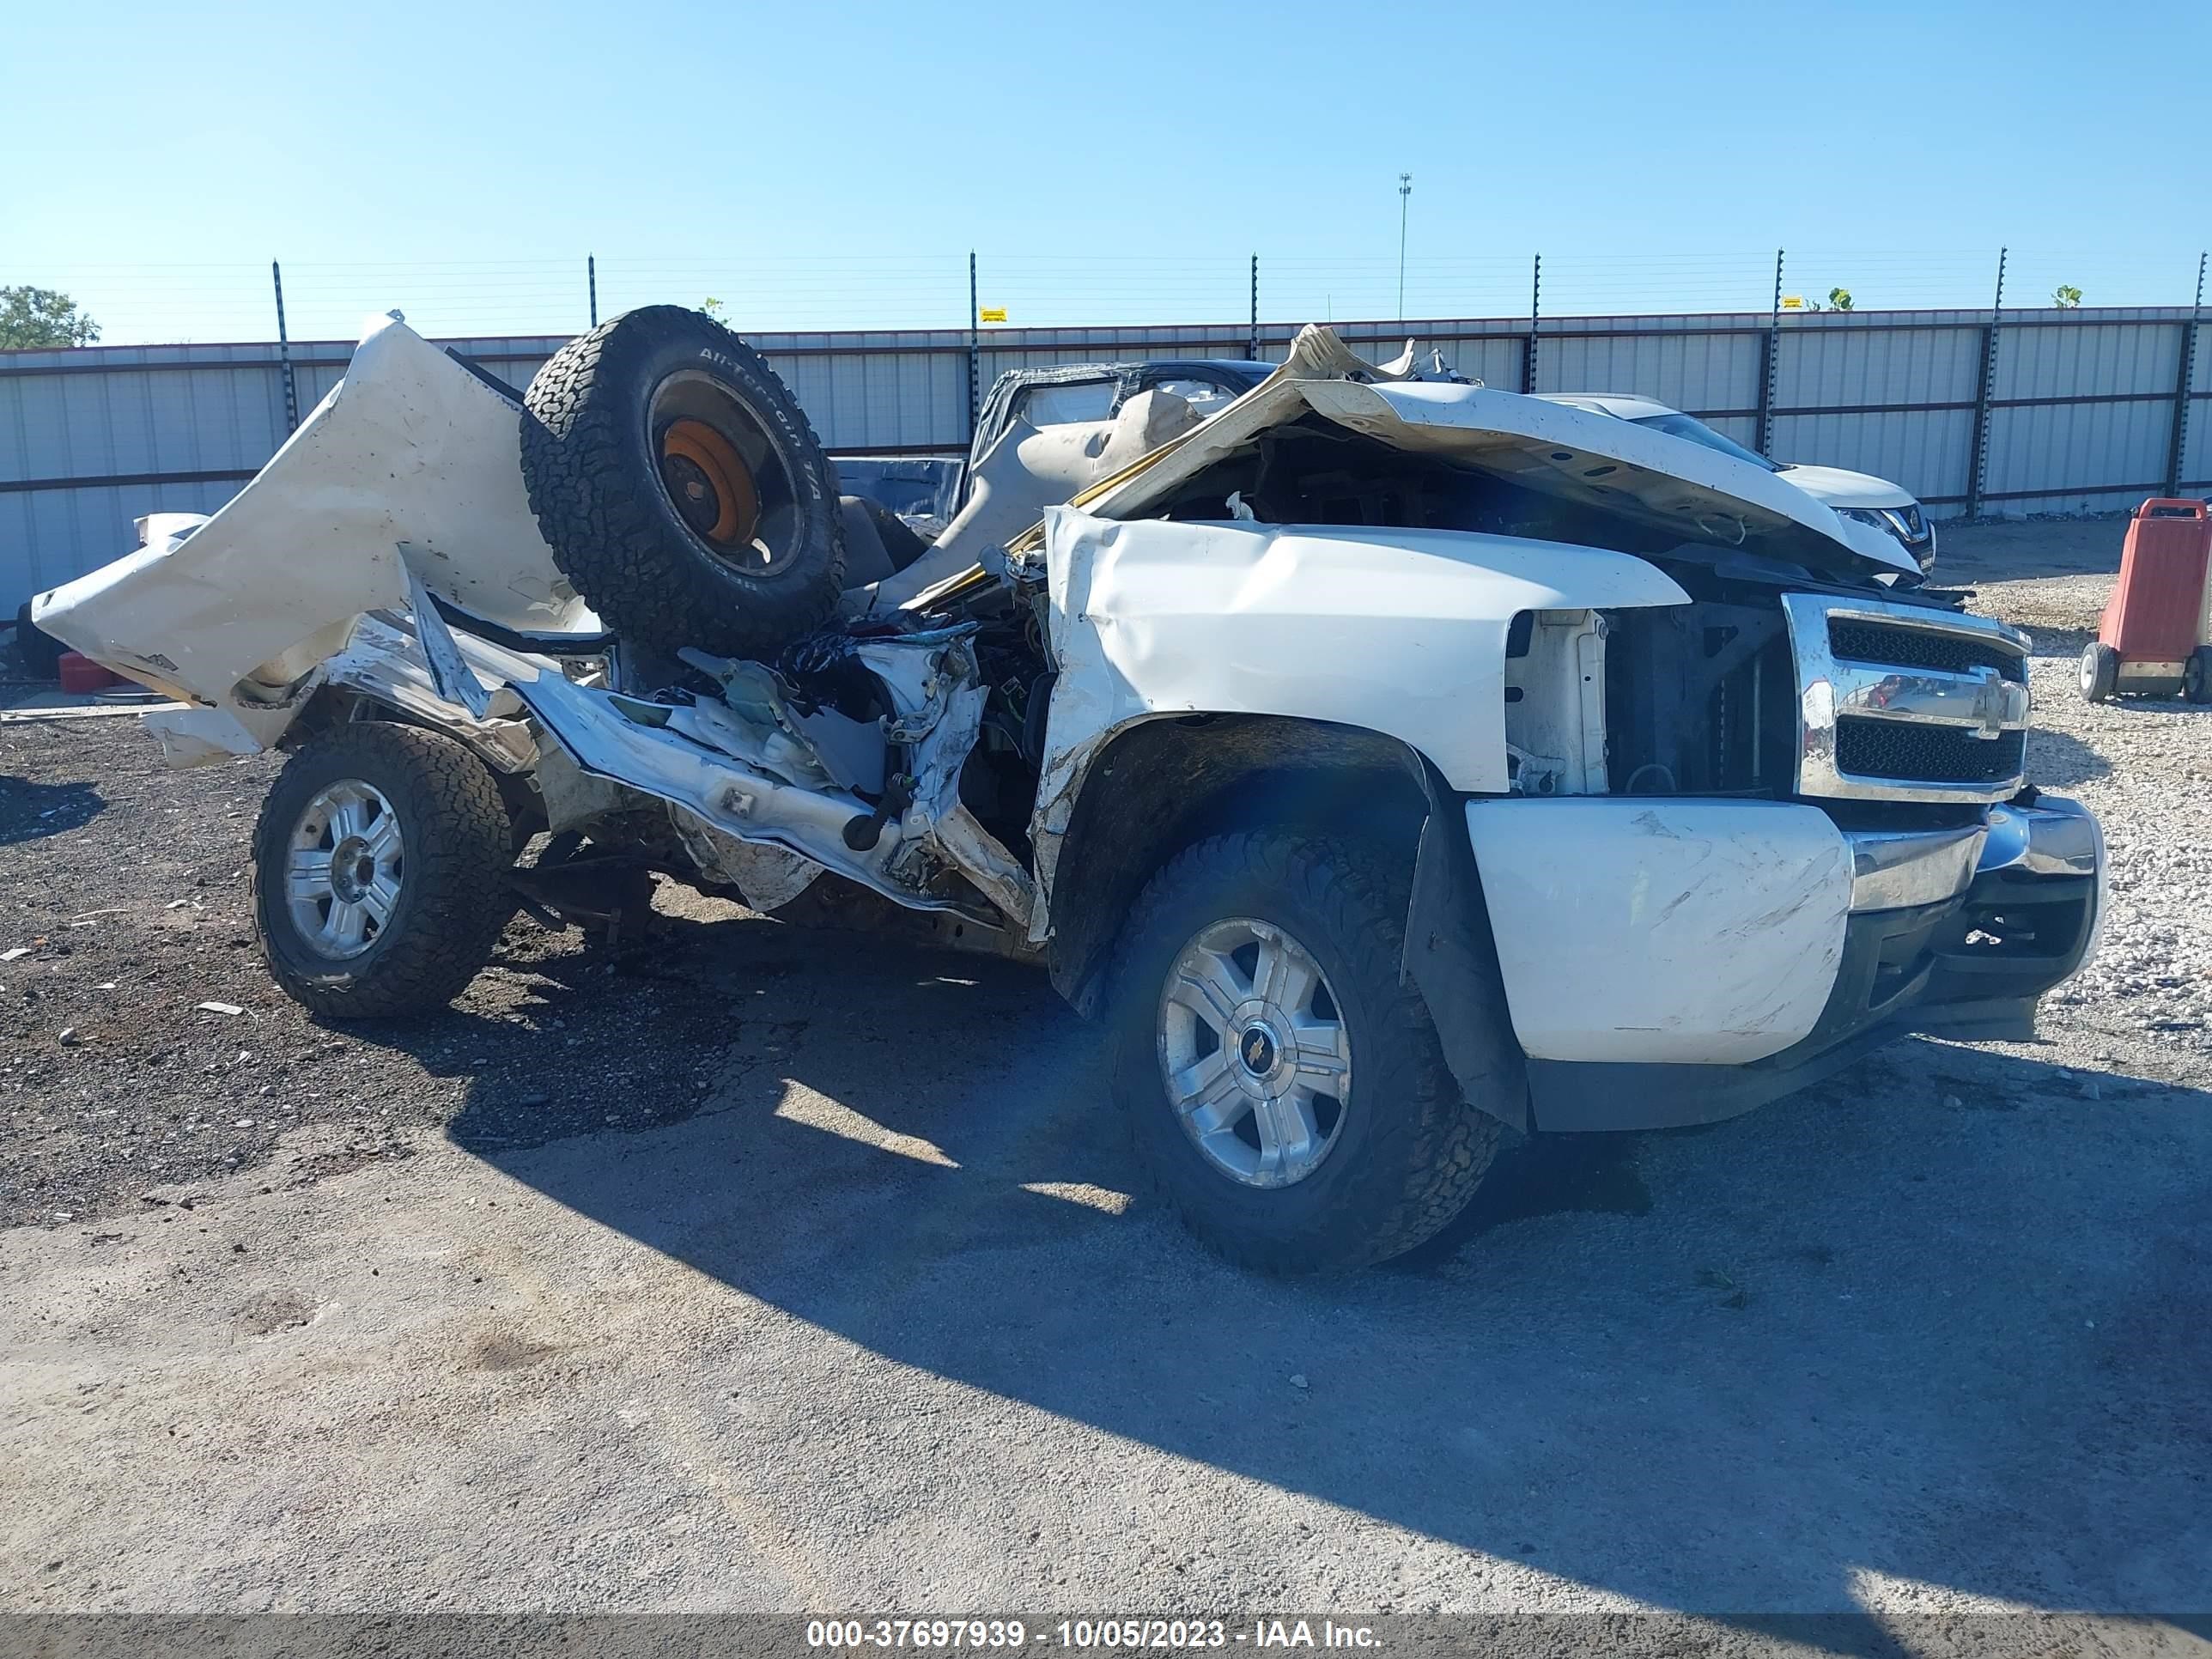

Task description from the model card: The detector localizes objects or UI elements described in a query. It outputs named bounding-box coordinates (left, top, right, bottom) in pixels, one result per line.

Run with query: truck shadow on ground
left=426, top=909, right=2210, bottom=1619
left=0, top=775, right=105, bottom=845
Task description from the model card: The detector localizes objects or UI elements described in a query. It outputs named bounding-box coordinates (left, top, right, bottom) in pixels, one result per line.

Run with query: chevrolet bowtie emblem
left=1966, top=665, right=2019, bottom=739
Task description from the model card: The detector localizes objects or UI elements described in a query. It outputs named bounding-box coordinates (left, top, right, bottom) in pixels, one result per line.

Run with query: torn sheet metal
left=323, top=616, right=538, bottom=767
left=505, top=665, right=943, bottom=909
left=848, top=630, right=1035, bottom=926
left=671, top=647, right=889, bottom=797
left=495, top=622, right=1028, bottom=923
left=927, top=805, right=1036, bottom=931
left=534, top=740, right=631, bottom=831
left=665, top=809, right=825, bottom=911
left=33, top=316, right=599, bottom=750
left=859, top=631, right=985, bottom=815
left=137, top=705, right=283, bottom=766
left=405, top=567, right=495, bottom=721
left=131, top=608, right=539, bottom=772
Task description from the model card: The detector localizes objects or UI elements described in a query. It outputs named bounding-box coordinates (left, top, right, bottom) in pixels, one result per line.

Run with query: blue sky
left=5, top=0, right=2205, bottom=343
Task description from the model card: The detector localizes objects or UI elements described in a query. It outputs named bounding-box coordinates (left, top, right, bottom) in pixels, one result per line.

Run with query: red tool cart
left=2079, top=499, right=2212, bottom=703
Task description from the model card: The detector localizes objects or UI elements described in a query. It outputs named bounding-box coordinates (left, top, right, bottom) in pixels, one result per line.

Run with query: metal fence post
left=1966, top=246, right=2008, bottom=519
left=2166, top=250, right=2206, bottom=496
left=271, top=260, right=298, bottom=434
left=967, top=252, right=981, bottom=445
left=1522, top=253, right=1541, bottom=394
left=587, top=255, right=599, bottom=328
left=1249, top=253, right=1260, bottom=361
left=1756, top=249, right=1783, bottom=458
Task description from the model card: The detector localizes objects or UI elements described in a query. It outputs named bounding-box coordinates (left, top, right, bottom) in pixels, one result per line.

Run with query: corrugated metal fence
left=4, top=305, right=2207, bottom=611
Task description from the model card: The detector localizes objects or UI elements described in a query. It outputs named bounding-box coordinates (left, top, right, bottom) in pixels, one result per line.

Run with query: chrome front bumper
left=1842, top=791, right=2105, bottom=1036
left=1846, top=794, right=2103, bottom=920
left=1979, top=794, right=2103, bottom=882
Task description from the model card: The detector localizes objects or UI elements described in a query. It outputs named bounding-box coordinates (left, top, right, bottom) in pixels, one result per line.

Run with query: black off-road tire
left=252, top=724, right=515, bottom=1019
left=1108, top=831, right=1504, bottom=1273
left=2079, top=641, right=2119, bottom=703
left=520, top=305, right=844, bottom=660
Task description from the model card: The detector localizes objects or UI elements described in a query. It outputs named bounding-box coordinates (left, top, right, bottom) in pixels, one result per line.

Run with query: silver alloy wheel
left=1156, top=916, right=1352, bottom=1188
left=284, top=780, right=404, bottom=960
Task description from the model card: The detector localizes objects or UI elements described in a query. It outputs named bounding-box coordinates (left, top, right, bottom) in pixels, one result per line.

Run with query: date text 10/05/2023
left=805, top=1620, right=1382, bottom=1650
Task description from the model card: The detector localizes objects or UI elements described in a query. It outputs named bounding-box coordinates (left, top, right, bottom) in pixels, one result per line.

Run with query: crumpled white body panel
left=31, top=317, right=595, bottom=745
left=1036, top=508, right=1689, bottom=796
left=1465, top=799, right=1853, bottom=1062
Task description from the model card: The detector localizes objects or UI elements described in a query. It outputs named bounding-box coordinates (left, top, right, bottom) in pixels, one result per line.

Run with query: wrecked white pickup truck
left=34, top=307, right=2106, bottom=1272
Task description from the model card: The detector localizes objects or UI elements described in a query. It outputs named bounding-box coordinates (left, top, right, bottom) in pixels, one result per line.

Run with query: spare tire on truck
left=520, top=306, right=845, bottom=660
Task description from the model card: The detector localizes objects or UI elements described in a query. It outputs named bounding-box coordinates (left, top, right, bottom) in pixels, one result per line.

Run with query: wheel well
left=1045, top=714, right=1432, bottom=1012
left=288, top=686, right=544, bottom=846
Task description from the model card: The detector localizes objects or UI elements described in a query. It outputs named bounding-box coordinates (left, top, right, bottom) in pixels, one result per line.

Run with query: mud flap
left=1401, top=772, right=1529, bottom=1133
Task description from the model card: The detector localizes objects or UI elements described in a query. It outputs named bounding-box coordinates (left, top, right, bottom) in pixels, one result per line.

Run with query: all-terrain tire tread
left=520, top=307, right=842, bottom=659
left=252, top=723, right=514, bottom=1018
left=1109, top=830, right=1502, bottom=1273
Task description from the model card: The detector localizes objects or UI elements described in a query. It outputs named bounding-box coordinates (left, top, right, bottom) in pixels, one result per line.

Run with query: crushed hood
left=1005, top=325, right=1916, bottom=582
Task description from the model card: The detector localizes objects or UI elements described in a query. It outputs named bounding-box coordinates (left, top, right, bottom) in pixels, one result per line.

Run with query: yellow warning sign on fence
left=979, top=307, right=1008, bottom=323
left=1780, top=295, right=1805, bottom=310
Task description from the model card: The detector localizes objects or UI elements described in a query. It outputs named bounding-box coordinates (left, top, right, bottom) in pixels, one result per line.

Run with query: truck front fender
left=1027, top=507, right=1689, bottom=934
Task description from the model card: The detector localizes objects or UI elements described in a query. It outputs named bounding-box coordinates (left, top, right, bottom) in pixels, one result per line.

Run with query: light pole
left=1397, top=173, right=1413, bottom=324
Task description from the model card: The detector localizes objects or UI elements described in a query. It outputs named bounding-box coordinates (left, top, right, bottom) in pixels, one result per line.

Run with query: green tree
left=0, top=286, right=100, bottom=349
left=1827, top=287, right=1854, bottom=312
left=2051, top=284, right=2083, bottom=308
left=700, top=297, right=726, bottom=320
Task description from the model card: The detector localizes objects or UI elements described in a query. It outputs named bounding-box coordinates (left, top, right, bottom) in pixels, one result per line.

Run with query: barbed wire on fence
left=10, top=246, right=2209, bottom=349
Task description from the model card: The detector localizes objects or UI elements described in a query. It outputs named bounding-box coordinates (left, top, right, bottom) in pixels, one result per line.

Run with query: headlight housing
left=1838, top=505, right=1927, bottom=547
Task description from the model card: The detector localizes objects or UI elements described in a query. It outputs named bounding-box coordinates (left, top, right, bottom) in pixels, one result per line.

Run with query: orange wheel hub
left=659, top=418, right=760, bottom=547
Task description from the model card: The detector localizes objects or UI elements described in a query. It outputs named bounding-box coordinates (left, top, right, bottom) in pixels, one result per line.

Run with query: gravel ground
left=1, top=519, right=2206, bottom=1628
left=1941, top=521, right=2212, bottom=1081
left=0, top=726, right=769, bottom=1229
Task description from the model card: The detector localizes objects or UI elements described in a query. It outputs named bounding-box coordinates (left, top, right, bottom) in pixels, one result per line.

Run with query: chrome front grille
left=1833, top=720, right=2027, bottom=786
left=1826, top=617, right=2025, bottom=683
left=1782, top=593, right=2033, bottom=804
